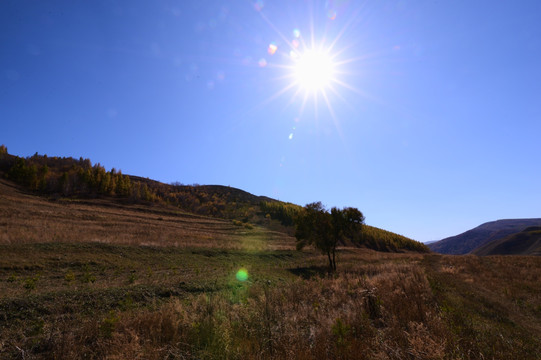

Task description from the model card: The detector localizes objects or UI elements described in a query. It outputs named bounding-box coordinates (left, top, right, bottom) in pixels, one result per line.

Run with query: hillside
left=428, top=218, right=541, bottom=254
left=0, top=146, right=282, bottom=222
left=0, top=178, right=293, bottom=250
left=361, top=225, right=429, bottom=253
left=130, top=174, right=278, bottom=210
left=472, top=226, right=541, bottom=256
left=0, top=146, right=428, bottom=253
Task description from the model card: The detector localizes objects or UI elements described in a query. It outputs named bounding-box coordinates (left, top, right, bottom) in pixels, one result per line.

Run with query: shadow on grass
left=288, top=265, right=329, bottom=280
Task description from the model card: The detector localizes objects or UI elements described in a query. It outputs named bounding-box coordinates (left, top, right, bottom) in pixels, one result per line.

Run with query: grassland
left=1, top=179, right=541, bottom=359
left=0, top=179, right=292, bottom=250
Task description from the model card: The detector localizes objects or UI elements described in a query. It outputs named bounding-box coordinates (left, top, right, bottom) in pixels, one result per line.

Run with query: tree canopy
left=295, top=202, right=365, bottom=271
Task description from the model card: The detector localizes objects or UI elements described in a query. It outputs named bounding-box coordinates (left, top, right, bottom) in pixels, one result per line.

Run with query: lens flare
left=254, top=0, right=264, bottom=12
left=236, top=268, right=248, bottom=282
left=327, top=9, right=337, bottom=20
left=268, top=42, right=278, bottom=55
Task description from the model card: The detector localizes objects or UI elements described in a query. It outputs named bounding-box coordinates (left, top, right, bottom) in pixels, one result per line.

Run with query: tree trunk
left=332, top=248, right=337, bottom=271
left=327, top=251, right=333, bottom=273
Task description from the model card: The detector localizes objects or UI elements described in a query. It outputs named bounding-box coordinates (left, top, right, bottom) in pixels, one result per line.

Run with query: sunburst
left=256, top=5, right=366, bottom=126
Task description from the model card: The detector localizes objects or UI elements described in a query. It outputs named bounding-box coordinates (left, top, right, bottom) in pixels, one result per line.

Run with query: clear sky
left=2, top=1, right=540, bottom=242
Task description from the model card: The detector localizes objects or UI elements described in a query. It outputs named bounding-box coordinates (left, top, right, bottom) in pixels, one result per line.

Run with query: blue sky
left=2, top=1, right=540, bottom=242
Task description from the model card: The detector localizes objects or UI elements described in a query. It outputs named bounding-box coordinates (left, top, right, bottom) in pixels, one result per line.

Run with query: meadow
left=1, top=179, right=541, bottom=359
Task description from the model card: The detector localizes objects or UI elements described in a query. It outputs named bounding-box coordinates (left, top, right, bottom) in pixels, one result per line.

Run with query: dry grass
left=2, top=257, right=448, bottom=359
left=0, top=179, right=293, bottom=250
left=2, top=247, right=540, bottom=359
left=98, top=264, right=447, bottom=360
left=1, top=179, right=541, bottom=359
left=423, top=254, right=541, bottom=358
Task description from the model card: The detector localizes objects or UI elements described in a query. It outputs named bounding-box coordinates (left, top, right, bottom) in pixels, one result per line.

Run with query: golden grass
left=2, top=257, right=448, bottom=359
left=0, top=179, right=294, bottom=251
left=1, top=179, right=541, bottom=359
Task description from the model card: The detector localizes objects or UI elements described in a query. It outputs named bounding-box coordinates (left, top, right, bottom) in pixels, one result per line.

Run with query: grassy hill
left=0, top=146, right=427, bottom=253
left=361, top=225, right=429, bottom=253
left=472, top=226, right=541, bottom=256
left=0, top=178, right=292, bottom=250
left=428, top=219, right=541, bottom=254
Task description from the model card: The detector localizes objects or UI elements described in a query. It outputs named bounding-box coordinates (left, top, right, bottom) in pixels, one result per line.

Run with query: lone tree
left=295, top=202, right=365, bottom=271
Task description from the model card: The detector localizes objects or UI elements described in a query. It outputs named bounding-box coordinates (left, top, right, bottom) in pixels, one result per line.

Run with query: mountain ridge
left=472, top=226, right=541, bottom=256
left=428, top=218, right=541, bottom=255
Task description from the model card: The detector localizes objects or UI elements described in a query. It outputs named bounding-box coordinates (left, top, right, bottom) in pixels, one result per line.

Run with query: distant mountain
left=472, top=226, right=541, bottom=256
left=428, top=219, right=541, bottom=255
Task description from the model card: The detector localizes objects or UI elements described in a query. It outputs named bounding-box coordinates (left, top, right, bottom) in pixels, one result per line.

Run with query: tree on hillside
left=295, top=202, right=365, bottom=271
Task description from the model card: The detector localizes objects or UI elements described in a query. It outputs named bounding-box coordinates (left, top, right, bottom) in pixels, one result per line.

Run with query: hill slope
left=0, top=178, right=293, bottom=250
left=472, top=226, right=541, bottom=256
left=428, top=219, right=541, bottom=254
left=0, top=146, right=429, bottom=253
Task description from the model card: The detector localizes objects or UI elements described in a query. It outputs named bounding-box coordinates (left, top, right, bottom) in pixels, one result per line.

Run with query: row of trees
left=4, top=156, right=151, bottom=200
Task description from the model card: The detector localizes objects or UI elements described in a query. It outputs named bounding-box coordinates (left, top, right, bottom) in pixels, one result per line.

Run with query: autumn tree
left=295, top=202, right=365, bottom=271
left=8, top=158, right=38, bottom=189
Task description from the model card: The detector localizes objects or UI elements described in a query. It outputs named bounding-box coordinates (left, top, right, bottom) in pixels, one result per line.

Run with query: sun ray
left=325, top=6, right=365, bottom=55
left=325, top=83, right=349, bottom=107
left=321, top=87, right=344, bottom=140
left=257, top=11, right=301, bottom=58
left=257, top=81, right=300, bottom=108
left=299, top=92, right=310, bottom=116
left=333, top=48, right=391, bottom=67
left=331, top=78, right=381, bottom=104
left=284, top=85, right=307, bottom=110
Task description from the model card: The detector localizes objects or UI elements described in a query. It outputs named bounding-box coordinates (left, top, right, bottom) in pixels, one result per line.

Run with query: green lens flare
left=236, top=268, right=248, bottom=282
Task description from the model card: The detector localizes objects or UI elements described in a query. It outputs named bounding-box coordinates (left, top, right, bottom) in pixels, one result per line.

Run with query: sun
left=293, top=48, right=336, bottom=93
left=254, top=5, right=367, bottom=122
